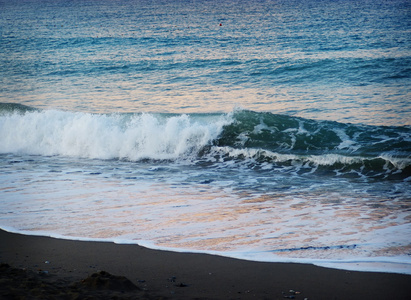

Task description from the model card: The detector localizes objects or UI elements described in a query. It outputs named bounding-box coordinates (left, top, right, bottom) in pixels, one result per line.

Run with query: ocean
left=0, top=0, right=410, bottom=274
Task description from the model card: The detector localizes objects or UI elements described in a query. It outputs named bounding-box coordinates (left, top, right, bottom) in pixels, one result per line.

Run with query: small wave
left=0, top=102, right=38, bottom=114
left=203, top=146, right=410, bottom=180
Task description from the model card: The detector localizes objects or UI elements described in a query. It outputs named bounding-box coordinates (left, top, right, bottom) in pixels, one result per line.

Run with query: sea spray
left=0, top=109, right=232, bottom=161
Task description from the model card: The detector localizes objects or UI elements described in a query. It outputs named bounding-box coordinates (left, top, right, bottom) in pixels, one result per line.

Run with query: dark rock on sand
left=77, top=270, right=140, bottom=291
left=0, top=263, right=165, bottom=299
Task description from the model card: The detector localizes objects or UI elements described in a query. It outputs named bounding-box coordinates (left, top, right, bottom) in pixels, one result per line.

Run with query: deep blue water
left=1, top=0, right=410, bottom=124
left=0, top=0, right=410, bottom=274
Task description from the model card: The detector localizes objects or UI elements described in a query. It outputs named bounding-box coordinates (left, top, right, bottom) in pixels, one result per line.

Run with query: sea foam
left=0, top=110, right=231, bottom=160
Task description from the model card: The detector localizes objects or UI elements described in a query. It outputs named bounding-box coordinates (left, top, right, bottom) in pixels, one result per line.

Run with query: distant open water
left=0, top=0, right=410, bottom=274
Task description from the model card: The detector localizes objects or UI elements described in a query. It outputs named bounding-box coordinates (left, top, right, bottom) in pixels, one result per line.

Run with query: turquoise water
left=0, top=0, right=410, bottom=274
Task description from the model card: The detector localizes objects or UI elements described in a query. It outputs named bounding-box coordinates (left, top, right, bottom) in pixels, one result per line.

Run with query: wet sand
left=1, top=229, right=410, bottom=299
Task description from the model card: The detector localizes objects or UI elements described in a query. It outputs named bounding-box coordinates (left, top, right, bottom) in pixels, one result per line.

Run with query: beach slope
left=0, top=229, right=410, bottom=299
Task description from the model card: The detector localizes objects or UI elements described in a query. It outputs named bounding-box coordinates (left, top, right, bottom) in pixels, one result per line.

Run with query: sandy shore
left=0, top=229, right=410, bottom=299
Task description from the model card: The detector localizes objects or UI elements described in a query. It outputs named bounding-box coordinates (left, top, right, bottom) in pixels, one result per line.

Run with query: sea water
left=0, top=0, right=410, bottom=274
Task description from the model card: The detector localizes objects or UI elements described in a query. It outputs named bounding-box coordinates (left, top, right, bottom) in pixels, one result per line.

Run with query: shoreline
left=1, top=229, right=410, bottom=299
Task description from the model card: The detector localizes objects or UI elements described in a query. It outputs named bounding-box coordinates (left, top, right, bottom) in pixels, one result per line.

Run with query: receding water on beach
left=1, top=0, right=410, bottom=274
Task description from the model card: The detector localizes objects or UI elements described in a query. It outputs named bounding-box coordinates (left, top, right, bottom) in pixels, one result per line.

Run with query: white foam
left=0, top=110, right=232, bottom=160
left=334, top=127, right=361, bottom=152
left=2, top=172, right=410, bottom=276
left=208, top=146, right=379, bottom=167
left=2, top=226, right=410, bottom=275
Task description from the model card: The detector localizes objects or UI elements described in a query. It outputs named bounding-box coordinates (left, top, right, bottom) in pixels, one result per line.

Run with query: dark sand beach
left=0, top=229, right=410, bottom=299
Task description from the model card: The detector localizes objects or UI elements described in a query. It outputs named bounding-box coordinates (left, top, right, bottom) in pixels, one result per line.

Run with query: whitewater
left=1, top=0, right=410, bottom=275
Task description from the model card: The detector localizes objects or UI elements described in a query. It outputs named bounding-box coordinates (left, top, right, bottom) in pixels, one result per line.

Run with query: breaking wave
left=0, top=103, right=410, bottom=180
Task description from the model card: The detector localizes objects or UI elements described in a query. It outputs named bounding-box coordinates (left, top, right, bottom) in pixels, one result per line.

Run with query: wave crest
left=0, top=109, right=231, bottom=160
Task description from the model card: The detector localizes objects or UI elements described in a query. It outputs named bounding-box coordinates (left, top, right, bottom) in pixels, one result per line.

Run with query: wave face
left=210, top=110, right=411, bottom=180
left=1, top=105, right=410, bottom=181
